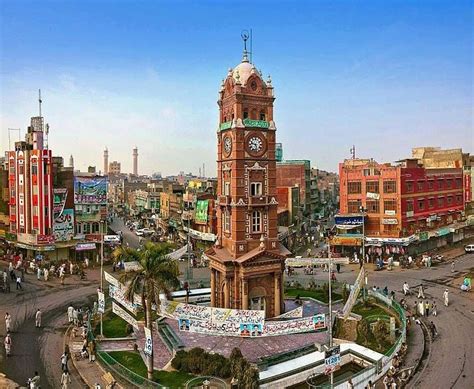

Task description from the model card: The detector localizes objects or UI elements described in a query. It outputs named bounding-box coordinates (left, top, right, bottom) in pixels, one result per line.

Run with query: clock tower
left=206, top=42, right=290, bottom=318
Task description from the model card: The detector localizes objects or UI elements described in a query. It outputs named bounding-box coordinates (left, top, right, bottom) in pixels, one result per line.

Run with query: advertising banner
left=74, top=176, right=108, bottom=204
left=334, top=215, right=364, bottom=226
left=330, top=236, right=362, bottom=246
left=109, top=284, right=139, bottom=315
left=53, top=209, right=74, bottom=241
left=144, top=327, right=153, bottom=356
left=194, top=200, right=209, bottom=224
left=75, top=242, right=96, bottom=251
left=325, top=345, right=341, bottom=375
left=104, top=271, right=120, bottom=288
left=274, top=306, right=303, bottom=319
left=112, top=301, right=139, bottom=330
left=98, top=291, right=105, bottom=314
left=342, top=267, right=365, bottom=319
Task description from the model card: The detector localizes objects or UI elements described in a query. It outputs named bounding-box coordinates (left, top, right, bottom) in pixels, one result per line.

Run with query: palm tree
left=114, top=242, right=179, bottom=379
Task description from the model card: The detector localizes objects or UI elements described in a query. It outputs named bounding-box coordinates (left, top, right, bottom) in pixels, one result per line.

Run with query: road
left=109, top=217, right=140, bottom=249
left=0, top=263, right=100, bottom=388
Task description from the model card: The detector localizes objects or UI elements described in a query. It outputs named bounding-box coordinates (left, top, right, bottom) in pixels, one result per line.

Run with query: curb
left=66, top=324, right=89, bottom=387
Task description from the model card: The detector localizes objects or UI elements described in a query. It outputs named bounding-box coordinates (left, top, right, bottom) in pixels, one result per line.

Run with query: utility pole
left=327, top=238, right=334, bottom=388
left=100, top=219, right=104, bottom=337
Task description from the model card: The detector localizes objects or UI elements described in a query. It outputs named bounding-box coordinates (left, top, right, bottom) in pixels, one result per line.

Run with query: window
left=19, top=165, right=24, bottom=175
left=428, top=198, right=435, bottom=209
left=363, top=169, right=371, bottom=176
left=9, top=165, right=15, bottom=174
left=406, top=182, right=414, bottom=192
left=32, top=206, right=39, bottom=216
left=348, top=200, right=362, bottom=213
left=366, top=200, right=380, bottom=214
left=223, top=211, right=231, bottom=232
left=250, top=182, right=262, bottom=196
left=366, top=181, right=379, bottom=193
left=243, top=110, right=249, bottom=119
left=252, top=211, right=262, bottom=233
left=455, top=178, right=462, bottom=188
left=447, top=196, right=453, bottom=205
left=427, top=180, right=434, bottom=190
left=417, top=181, right=424, bottom=191
left=259, top=111, right=266, bottom=120
left=406, top=200, right=414, bottom=212
left=446, top=179, right=452, bottom=189
left=437, top=179, right=444, bottom=189
left=456, top=195, right=462, bottom=204
left=384, top=200, right=397, bottom=212
left=224, top=182, right=230, bottom=196
left=437, top=197, right=444, bottom=207
left=347, top=181, right=362, bottom=194
left=418, top=199, right=425, bottom=210
left=383, top=180, right=396, bottom=194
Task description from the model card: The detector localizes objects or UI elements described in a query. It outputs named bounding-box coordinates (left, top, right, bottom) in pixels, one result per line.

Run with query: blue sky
left=1, top=0, right=472, bottom=175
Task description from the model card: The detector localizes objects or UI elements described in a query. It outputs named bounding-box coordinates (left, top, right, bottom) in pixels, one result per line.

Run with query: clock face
left=223, top=136, right=232, bottom=155
left=250, top=80, right=257, bottom=91
left=248, top=136, right=263, bottom=153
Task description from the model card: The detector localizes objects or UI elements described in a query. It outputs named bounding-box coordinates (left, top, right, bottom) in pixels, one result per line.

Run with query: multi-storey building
left=108, top=161, right=121, bottom=175
left=206, top=44, right=289, bottom=317
left=335, top=155, right=465, bottom=258
left=7, top=116, right=55, bottom=252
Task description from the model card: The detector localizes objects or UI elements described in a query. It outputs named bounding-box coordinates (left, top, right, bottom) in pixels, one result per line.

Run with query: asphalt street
left=109, top=217, right=140, bottom=249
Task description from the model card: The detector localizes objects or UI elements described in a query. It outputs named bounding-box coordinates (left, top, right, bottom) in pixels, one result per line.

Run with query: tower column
left=210, top=269, right=216, bottom=306
left=242, top=279, right=248, bottom=310
left=274, top=272, right=281, bottom=316
left=224, top=278, right=230, bottom=308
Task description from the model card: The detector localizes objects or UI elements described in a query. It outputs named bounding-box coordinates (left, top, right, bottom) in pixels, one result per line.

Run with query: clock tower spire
left=206, top=39, right=289, bottom=318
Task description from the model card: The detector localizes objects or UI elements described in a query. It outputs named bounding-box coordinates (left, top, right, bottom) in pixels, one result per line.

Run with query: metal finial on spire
left=38, top=89, right=42, bottom=117
left=241, top=30, right=250, bottom=62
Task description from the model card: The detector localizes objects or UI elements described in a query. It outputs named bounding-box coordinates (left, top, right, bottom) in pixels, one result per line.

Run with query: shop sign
left=382, top=218, right=398, bottom=225
left=334, top=215, right=364, bottom=226
left=330, top=236, right=362, bottom=246
left=385, top=210, right=396, bottom=216
left=37, top=234, right=55, bottom=244
left=418, top=231, right=429, bottom=241
left=366, top=192, right=380, bottom=200
left=325, top=345, right=341, bottom=375
left=76, top=242, right=96, bottom=251
left=5, top=232, right=17, bottom=241
left=17, top=233, right=36, bottom=245
left=436, top=227, right=450, bottom=237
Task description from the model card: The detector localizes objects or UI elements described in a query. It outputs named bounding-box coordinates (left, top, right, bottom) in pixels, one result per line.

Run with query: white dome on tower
left=232, top=51, right=262, bottom=85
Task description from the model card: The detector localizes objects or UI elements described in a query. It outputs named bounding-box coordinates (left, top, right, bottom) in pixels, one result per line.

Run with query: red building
left=336, top=157, right=464, bottom=257
left=7, top=116, right=55, bottom=251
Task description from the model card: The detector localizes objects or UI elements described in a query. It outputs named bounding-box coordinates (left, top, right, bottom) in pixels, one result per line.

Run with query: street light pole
left=100, top=220, right=104, bottom=337
left=327, top=238, right=334, bottom=388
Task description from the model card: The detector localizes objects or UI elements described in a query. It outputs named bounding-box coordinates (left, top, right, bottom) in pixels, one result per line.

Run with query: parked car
left=465, top=244, right=474, bottom=253
left=135, top=229, right=144, bottom=236
left=142, top=228, right=154, bottom=235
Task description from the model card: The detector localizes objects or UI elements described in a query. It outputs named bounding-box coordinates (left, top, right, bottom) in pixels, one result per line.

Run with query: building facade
left=206, top=46, right=289, bottom=318
left=109, top=161, right=121, bottom=175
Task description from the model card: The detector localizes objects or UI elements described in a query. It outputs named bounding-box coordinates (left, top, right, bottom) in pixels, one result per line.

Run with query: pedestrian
left=443, top=289, right=449, bottom=307
left=37, top=267, right=41, bottom=280
left=70, top=262, right=74, bottom=275
left=425, top=300, right=430, bottom=317
left=383, top=286, right=389, bottom=296
left=85, top=257, right=89, bottom=268
left=5, top=312, right=12, bottom=333
left=67, top=305, right=74, bottom=323
left=44, top=268, right=49, bottom=281
left=78, top=308, right=83, bottom=326
left=30, top=371, right=40, bottom=388
left=61, top=351, right=69, bottom=372
left=430, top=321, right=438, bottom=337
left=366, top=380, right=374, bottom=389
left=413, top=301, right=418, bottom=316
left=60, top=371, right=71, bottom=388
left=451, top=261, right=455, bottom=273
left=8, top=261, right=13, bottom=273
left=4, top=332, right=12, bottom=356
left=35, top=309, right=42, bottom=328
left=88, top=339, right=96, bottom=362
left=418, top=300, right=425, bottom=316
left=61, top=273, right=65, bottom=285
left=432, top=301, right=437, bottom=316
left=417, top=284, right=425, bottom=299
left=336, top=263, right=341, bottom=273
left=403, top=282, right=410, bottom=296
left=73, top=309, right=78, bottom=326
left=10, top=269, right=16, bottom=282
left=16, top=275, right=22, bottom=290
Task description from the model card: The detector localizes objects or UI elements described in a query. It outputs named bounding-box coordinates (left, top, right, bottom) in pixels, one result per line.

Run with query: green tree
left=117, top=242, right=180, bottom=379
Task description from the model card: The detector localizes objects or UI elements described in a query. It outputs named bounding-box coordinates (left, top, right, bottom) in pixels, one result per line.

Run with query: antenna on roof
left=38, top=89, right=42, bottom=117
left=350, top=145, right=356, bottom=159
left=250, top=28, right=253, bottom=63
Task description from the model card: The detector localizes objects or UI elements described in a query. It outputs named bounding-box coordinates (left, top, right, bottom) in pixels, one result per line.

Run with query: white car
left=465, top=244, right=474, bottom=253
left=135, top=230, right=144, bottom=236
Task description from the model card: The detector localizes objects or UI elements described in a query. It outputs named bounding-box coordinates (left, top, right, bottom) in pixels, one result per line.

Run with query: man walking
left=61, top=351, right=69, bottom=372
left=4, top=332, right=12, bottom=356
left=403, top=282, right=410, bottom=296
left=67, top=305, right=74, bottom=323
left=418, top=284, right=425, bottom=299
left=16, top=275, right=22, bottom=290
left=443, top=289, right=449, bottom=307
left=44, top=267, right=49, bottom=281
left=425, top=300, right=430, bottom=317
left=5, top=312, right=12, bottom=333
left=451, top=261, right=455, bottom=273
left=60, top=371, right=71, bottom=388
left=35, top=309, right=42, bottom=328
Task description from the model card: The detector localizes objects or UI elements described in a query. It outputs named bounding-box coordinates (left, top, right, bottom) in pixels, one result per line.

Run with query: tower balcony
left=218, top=195, right=231, bottom=205
left=248, top=195, right=268, bottom=206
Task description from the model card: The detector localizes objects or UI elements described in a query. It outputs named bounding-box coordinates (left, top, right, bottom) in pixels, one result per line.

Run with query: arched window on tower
left=260, top=110, right=266, bottom=121
left=251, top=109, right=257, bottom=120
left=252, top=210, right=262, bottom=233
left=243, top=109, right=249, bottom=119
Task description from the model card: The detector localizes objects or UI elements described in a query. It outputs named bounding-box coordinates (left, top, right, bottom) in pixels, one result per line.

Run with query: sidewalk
left=67, top=326, right=123, bottom=388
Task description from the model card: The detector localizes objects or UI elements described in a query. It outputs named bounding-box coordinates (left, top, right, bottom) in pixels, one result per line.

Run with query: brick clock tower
left=206, top=43, right=289, bottom=318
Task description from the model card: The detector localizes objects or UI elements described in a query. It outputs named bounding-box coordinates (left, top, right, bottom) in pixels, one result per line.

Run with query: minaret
left=103, top=148, right=109, bottom=175
left=133, top=147, right=138, bottom=176
left=69, top=155, right=74, bottom=168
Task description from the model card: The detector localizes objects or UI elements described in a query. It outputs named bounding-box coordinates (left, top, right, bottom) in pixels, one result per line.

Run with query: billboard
left=53, top=209, right=74, bottom=241
left=194, top=200, right=209, bottom=224
left=74, top=176, right=107, bottom=204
